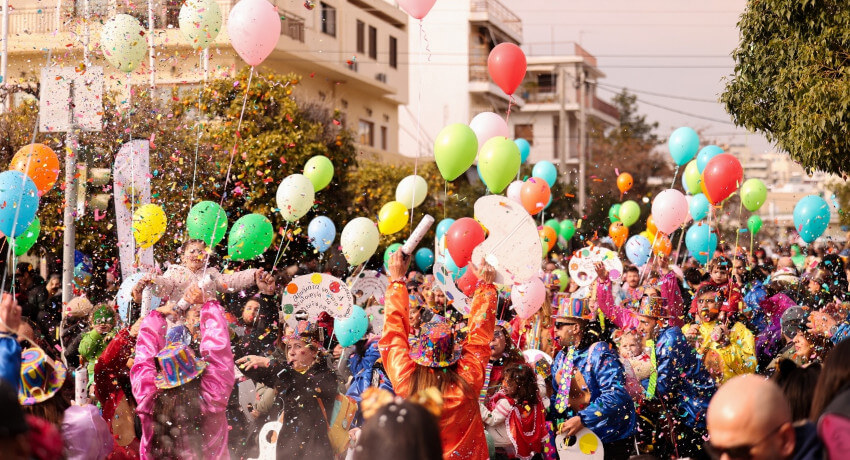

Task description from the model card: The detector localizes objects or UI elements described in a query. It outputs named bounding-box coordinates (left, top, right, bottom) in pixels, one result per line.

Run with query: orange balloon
left=609, top=222, right=629, bottom=248
left=617, top=173, right=634, bottom=194
left=521, top=178, right=551, bottom=216
left=11, top=143, right=60, bottom=196
left=539, top=226, right=557, bottom=251
left=646, top=215, right=658, bottom=235
left=652, top=234, right=672, bottom=257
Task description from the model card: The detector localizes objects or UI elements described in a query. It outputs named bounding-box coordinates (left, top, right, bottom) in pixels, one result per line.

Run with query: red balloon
left=456, top=269, right=480, bottom=297
left=520, top=178, right=551, bottom=215
left=487, top=43, right=527, bottom=96
left=446, top=217, right=485, bottom=268
left=701, top=153, right=743, bottom=205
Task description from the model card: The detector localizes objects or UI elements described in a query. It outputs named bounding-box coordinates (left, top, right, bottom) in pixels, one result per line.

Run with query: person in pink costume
left=595, top=261, right=685, bottom=330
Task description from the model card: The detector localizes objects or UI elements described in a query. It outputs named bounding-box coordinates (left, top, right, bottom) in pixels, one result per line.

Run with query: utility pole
left=62, top=85, right=78, bottom=305
left=578, top=68, right=587, bottom=215
left=558, top=64, right=567, bottom=181
left=148, top=0, right=155, bottom=88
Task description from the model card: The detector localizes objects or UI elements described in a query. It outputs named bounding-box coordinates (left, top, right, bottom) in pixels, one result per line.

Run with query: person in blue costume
left=0, top=293, right=23, bottom=389
left=549, top=292, right=636, bottom=460
left=345, top=335, right=394, bottom=428
left=635, top=294, right=716, bottom=460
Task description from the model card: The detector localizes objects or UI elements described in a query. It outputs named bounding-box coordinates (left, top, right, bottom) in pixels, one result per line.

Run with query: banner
left=113, top=140, right=154, bottom=279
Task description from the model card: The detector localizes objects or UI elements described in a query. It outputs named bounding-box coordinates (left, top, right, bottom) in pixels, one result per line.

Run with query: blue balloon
left=515, top=138, right=531, bottom=163
left=334, top=305, right=369, bottom=347
left=793, top=195, right=831, bottom=243
left=625, top=235, right=652, bottom=267
left=686, top=224, right=718, bottom=265
left=415, top=247, right=435, bottom=272
left=307, top=216, right=336, bottom=252
left=532, top=161, right=558, bottom=187
left=696, top=145, right=724, bottom=173
left=689, top=193, right=710, bottom=221
left=436, top=218, right=455, bottom=240
left=0, top=171, right=39, bottom=237
left=668, top=127, right=700, bottom=166
left=443, top=251, right=467, bottom=281
left=117, top=272, right=162, bottom=324
left=476, top=163, right=489, bottom=188
left=544, top=193, right=553, bottom=210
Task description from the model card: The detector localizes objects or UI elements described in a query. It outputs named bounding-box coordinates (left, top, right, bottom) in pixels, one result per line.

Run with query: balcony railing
left=470, top=0, right=522, bottom=39
left=281, top=10, right=305, bottom=43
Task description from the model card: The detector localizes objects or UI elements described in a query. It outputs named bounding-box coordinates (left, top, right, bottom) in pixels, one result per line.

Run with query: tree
left=722, top=0, right=850, bottom=176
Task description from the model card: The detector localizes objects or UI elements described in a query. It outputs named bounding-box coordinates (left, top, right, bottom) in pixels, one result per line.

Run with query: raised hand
left=0, top=293, right=22, bottom=334
left=388, top=250, right=411, bottom=283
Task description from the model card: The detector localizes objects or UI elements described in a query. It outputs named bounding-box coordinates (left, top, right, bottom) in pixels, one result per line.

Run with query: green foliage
left=722, top=0, right=850, bottom=175
left=831, top=181, right=850, bottom=226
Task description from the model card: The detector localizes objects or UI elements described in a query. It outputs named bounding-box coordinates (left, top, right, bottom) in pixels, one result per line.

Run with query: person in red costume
left=689, top=257, right=743, bottom=321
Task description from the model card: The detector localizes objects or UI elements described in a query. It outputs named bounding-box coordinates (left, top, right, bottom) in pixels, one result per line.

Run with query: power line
left=596, top=82, right=719, bottom=103
left=596, top=86, right=736, bottom=125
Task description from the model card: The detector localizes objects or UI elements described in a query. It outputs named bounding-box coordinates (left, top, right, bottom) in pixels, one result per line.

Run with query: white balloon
left=100, top=14, right=147, bottom=73
left=395, top=175, right=428, bottom=209
left=341, top=217, right=379, bottom=266
left=276, top=174, right=315, bottom=222
left=179, top=0, right=223, bottom=50
left=469, top=112, right=509, bottom=152
left=506, top=180, right=523, bottom=204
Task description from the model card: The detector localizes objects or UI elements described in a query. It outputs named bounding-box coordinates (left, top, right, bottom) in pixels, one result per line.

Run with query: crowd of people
left=0, top=234, right=848, bottom=460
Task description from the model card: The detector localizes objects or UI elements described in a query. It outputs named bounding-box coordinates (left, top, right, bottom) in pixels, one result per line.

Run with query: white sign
left=280, top=273, right=354, bottom=328
left=471, top=195, right=542, bottom=285
left=568, top=246, right=624, bottom=288
left=348, top=270, right=388, bottom=305
left=39, top=67, right=103, bottom=132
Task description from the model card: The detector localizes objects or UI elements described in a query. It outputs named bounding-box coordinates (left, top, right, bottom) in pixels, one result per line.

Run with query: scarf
left=554, top=346, right=575, bottom=413
left=491, top=392, right=546, bottom=458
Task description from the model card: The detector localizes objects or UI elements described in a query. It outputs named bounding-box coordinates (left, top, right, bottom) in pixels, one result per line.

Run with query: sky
left=501, top=0, right=772, bottom=154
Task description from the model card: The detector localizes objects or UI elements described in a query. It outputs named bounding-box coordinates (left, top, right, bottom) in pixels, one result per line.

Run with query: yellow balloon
left=132, top=204, right=167, bottom=248
left=377, top=201, right=408, bottom=235
left=639, top=230, right=656, bottom=244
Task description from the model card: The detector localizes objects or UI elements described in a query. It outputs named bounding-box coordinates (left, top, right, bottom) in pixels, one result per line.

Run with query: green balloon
left=478, top=137, right=521, bottom=194
left=552, top=269, right=570, bottom=292
left=619, top=200, right=641, bottom=227
left=434, top=124, right=478, bottom=181
left=747, top=215, right=763, bottom=235
left=303, top=155, right=334, bottom=192
left=609, top=204, right=621, bottom=223
left=741, top=178, right=767, bottom=212
left=14, top=217, right=40, bottom=257
left=683, top=160, right=701, bottom=194
left=544, top=219, right=560, bottom=230
left=384, top=242, right=402, bottom=266
left=559, top=220, right=576, bottom=240
left=187, top=201, right=228, bottom=247
left=228, top=214, right=273, bottom=261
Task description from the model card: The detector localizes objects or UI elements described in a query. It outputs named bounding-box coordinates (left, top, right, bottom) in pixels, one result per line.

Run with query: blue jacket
left=345, top=339, right=393, bottom=402
left=0, top=334, right=21, bottom=390
left=550, top=342, right=636, bottom=444
left=645, top=326, right=715, bottom=429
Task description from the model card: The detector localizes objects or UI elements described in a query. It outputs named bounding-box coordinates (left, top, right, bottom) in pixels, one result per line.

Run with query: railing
left=523, top=42, right=598, bottom=66
left=8, top=7, right=73, bottom=35
left=470, top=0, right=522, bottom=39
left=281, top=10, right=305, bottom=43
left=522, top=86, right=558, bottom=104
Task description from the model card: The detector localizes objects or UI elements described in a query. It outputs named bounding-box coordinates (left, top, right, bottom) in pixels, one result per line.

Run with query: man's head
left=15, top=263, right=34, bottom=286
left=706, top=375, right=795, bottom=460
left=45, top=274, right=61, bottom=296
left=696, top=285, right=723, bottom=323
left=553, top=317, right=585, bottom=348
left=624, top=266, right=640, bottom=289
left=777, top=257, right=795, bottom=270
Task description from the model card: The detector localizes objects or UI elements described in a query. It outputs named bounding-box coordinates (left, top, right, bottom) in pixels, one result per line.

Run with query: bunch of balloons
left=0, top=143, right=58, bottom=254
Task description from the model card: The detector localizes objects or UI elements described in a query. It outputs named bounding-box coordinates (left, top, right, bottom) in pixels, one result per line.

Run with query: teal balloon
left=668, top=127, right=700, bottom=166
left=689, top=193, right=710, bottom=221
left=443, top=251, right=467, bottom=281
left=559, top=220, right=576, bottom=240
left=544, top=194, right=553, bottom=209
left=14, top=216, right=40, bottom=256
left=625, top=235, right=651, bottom=267
left=608, top=204, right=621, bottom=223
left=187, top=201, right=228, bottom=247
left=436, top=218, right=455, bottom=240
left=747, top=215, right=762, bottom=235
left=686, top=224, right=718, bottom=265
left=228, top=214, right=273, bottom=261
left=0, top=171, right=39, bottom=238
left=696, top=145, right=724, bottom=173
left=384, top=243, right=403, bottom=266
left=793, top=195, right=830, bottom=243
left=532, top=161, right=558, bottom=187
left=334, top=305, right=368, bottom=347
left=415, top=247, right=435, bottom=272
left=515, top=138, right=531, bottom=163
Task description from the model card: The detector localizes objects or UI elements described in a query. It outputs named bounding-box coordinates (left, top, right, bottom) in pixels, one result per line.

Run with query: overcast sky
left=501, top=0, right=772, bottom=154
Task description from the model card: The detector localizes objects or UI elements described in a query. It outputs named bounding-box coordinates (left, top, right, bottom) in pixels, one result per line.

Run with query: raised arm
left=456, top=262, right=497, bottom=388
left=378, top=281, right=416, bottom=397
left=658, top=271, right=684, bottom=327
left=94, top=327, right=136, bottom=406
left=198, top=300, right=236, bottom=412
left=130, top=309, right=167, bottom=412
left=596, top=278, right=639, bottom=330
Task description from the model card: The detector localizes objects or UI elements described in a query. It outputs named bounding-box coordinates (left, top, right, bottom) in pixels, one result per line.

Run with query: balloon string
left=187, top=51, right=208, bottom=226
left=410, top=19, right=426, bottom=232
left=272, top=221, right=291, bottom=270
left=670, top=165, right=680, bottom=190
left=732, top=197, right=744, bottom=256
left=443, top=181, right=447, bottom=220
left=505, top=95, right=515, bottom=125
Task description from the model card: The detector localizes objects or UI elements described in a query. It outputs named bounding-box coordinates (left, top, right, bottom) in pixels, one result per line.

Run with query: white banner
left=113, top=140, right=154, bottom=279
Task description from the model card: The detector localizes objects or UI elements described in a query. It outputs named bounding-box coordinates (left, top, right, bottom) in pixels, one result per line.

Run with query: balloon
left=646, top=215, right=658, bottom=235
left=683, top=160, right=701, bottom=194
left=383, top=243, right=403, bottom=266
left=307, top=216, right=336, bottom=252
left=13, top=217, right=40, bottom=256
left=303, top=155, right=334, bottom=192
left=469, top=112, right=509, bottom=151
left=341, top=217, right=380, bottom=265
left=433, top=124, right=478, bottom=181
left=396, top=0, right=436, bottom=19
left=511, top=277, right=545, bottom=320
left=701, top=153, right=743, bottom=205
left=552, top=269, right=570, bottom=292
left=228, top=214, right=273, bottom=260
left=640, top=230, right=656, bottom=244
left=227, top=0, right=281, bottom=66
left=478, top=137, right=521, bottom=194
left=539, top=226, right=557, bottom=251
left=544, top=194, right=553, bottom=210
left=521, top=178, right=551, bottom=216
left=396, top=175, right=428, bottom=209
left=651, top=234, right=672, bottom=257
left=117, top=273, right=162, bottom=324
left=187, top=201, right=228, bottom=246
left=377, top=201, right=409, bottom=235
left=446, top=218, right=486, bottom=268
left=651, top=189, right=688, bottom=234
left=609, top=222, right=628, bottom=248
left=132, top=204, right=166, bottom=249
left=515, top=138, right=531, bottom=163
left=435, top=218, right=455, bottom=240
left=689, top=193, right=710, bottom=221
left=625, top=235, right=652, bottom=267
left=668, top=127, right=700, bottom=166
left=608, top=204, right=621, bottom=223
left=100, top=14, right=146, bottom=72
left=506, top=181, right=523, bottom=204
left=559, top=220, right=576, bottom=240
left=617, top=173, right=634, bottom=194
left=487, top=43, right=527, bottom=95
left=178, top=0, right=222, bottom=49
left=442, top=251, right=467, bottom=281
left=276, top=174, right=315, bottom=222
left=456, top=270, right=480, bottom=297
left=741, top=178, right=768, bottom=212
left=686, top=224, right=718, bottom=265
left=793, top=195, right=831, bottom=243
left=334, top=305, right=368, bottom=347
left=10, top=144, right=59, bottom=196
left=696, top=145, right=724, bottom=173
left=747, top=215, right=763, bottom=235
left=618, top=200, right=641, bottom=227
left=544, top=219, right=560, bottom=231
left=532, top=161, right=558, bottom=187
left=415, top=247, right=435, bottom=272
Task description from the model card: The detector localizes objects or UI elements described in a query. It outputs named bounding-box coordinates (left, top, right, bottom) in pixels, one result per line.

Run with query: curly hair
left=502, top=363, right=539, bottom=408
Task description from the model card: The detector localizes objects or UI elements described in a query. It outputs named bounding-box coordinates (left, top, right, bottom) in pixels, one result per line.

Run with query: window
left=356, top=20, right=365, bottom=54
left=515, top=124, right=534, bottom=145
left=389, top=36, right=398, bottom=68
left=537, top=73, right=557, bottom=93
left=359, top=120, right=374, bottom=146
left=380, top=126, right=388, bottom=150
left=321, top=2, right=336, bottom=37
left=368, top=26, right=377, bottom=59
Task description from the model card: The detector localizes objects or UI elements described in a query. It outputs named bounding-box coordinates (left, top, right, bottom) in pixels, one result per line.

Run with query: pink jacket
left=150, top=265, right=258, bottom=301
left=596, top=272, right=684, bottom=329
left=130, top=302, right=235, bottom=459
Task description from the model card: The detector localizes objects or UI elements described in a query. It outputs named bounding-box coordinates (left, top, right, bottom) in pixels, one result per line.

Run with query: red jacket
left=93, top=327, right=140, bottom=459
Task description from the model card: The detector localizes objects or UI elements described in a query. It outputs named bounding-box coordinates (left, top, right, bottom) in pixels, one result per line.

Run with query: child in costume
left=481, top=363, right=547, bottom=459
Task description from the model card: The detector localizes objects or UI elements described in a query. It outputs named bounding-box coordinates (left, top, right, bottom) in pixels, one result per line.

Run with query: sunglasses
left=704, top=423, right=785, bottom=459
left=555, top=322, right=578, bottom=329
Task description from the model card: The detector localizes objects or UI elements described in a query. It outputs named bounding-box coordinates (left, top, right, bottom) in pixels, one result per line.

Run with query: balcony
left=469, top=0, right=523, bottom=44
left=281, top=10, right=305, bottom=43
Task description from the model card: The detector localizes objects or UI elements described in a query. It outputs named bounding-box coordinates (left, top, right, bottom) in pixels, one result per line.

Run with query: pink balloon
left=397, top=0, right=437, bottom=19
left=651, top=189, right=689, bottom=234
left=469, top=112, right=509, bottom=152
left=511, top=277, right=545, bottom=320
left=228, top=0, right=281, bottom=66
left=506, top=180, right=523, bottom=204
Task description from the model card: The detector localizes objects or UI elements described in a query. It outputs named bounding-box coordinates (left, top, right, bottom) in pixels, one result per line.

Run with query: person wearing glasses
left=549, top=292, right=636, bottom=459
left=706, top=375, right=823, bottom=460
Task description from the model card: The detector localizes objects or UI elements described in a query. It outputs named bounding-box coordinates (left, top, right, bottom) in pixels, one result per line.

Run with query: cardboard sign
left=348, top=270, right=388, bottom=305
left=471, top=195, right=542, bottom=285
left=364, top=303, right=385, bottom=334
left=568, top=247, right=624, bottom=288
left=555, top=428, right=604, bottom=459
left=280, top=273, right=354, bottom=328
